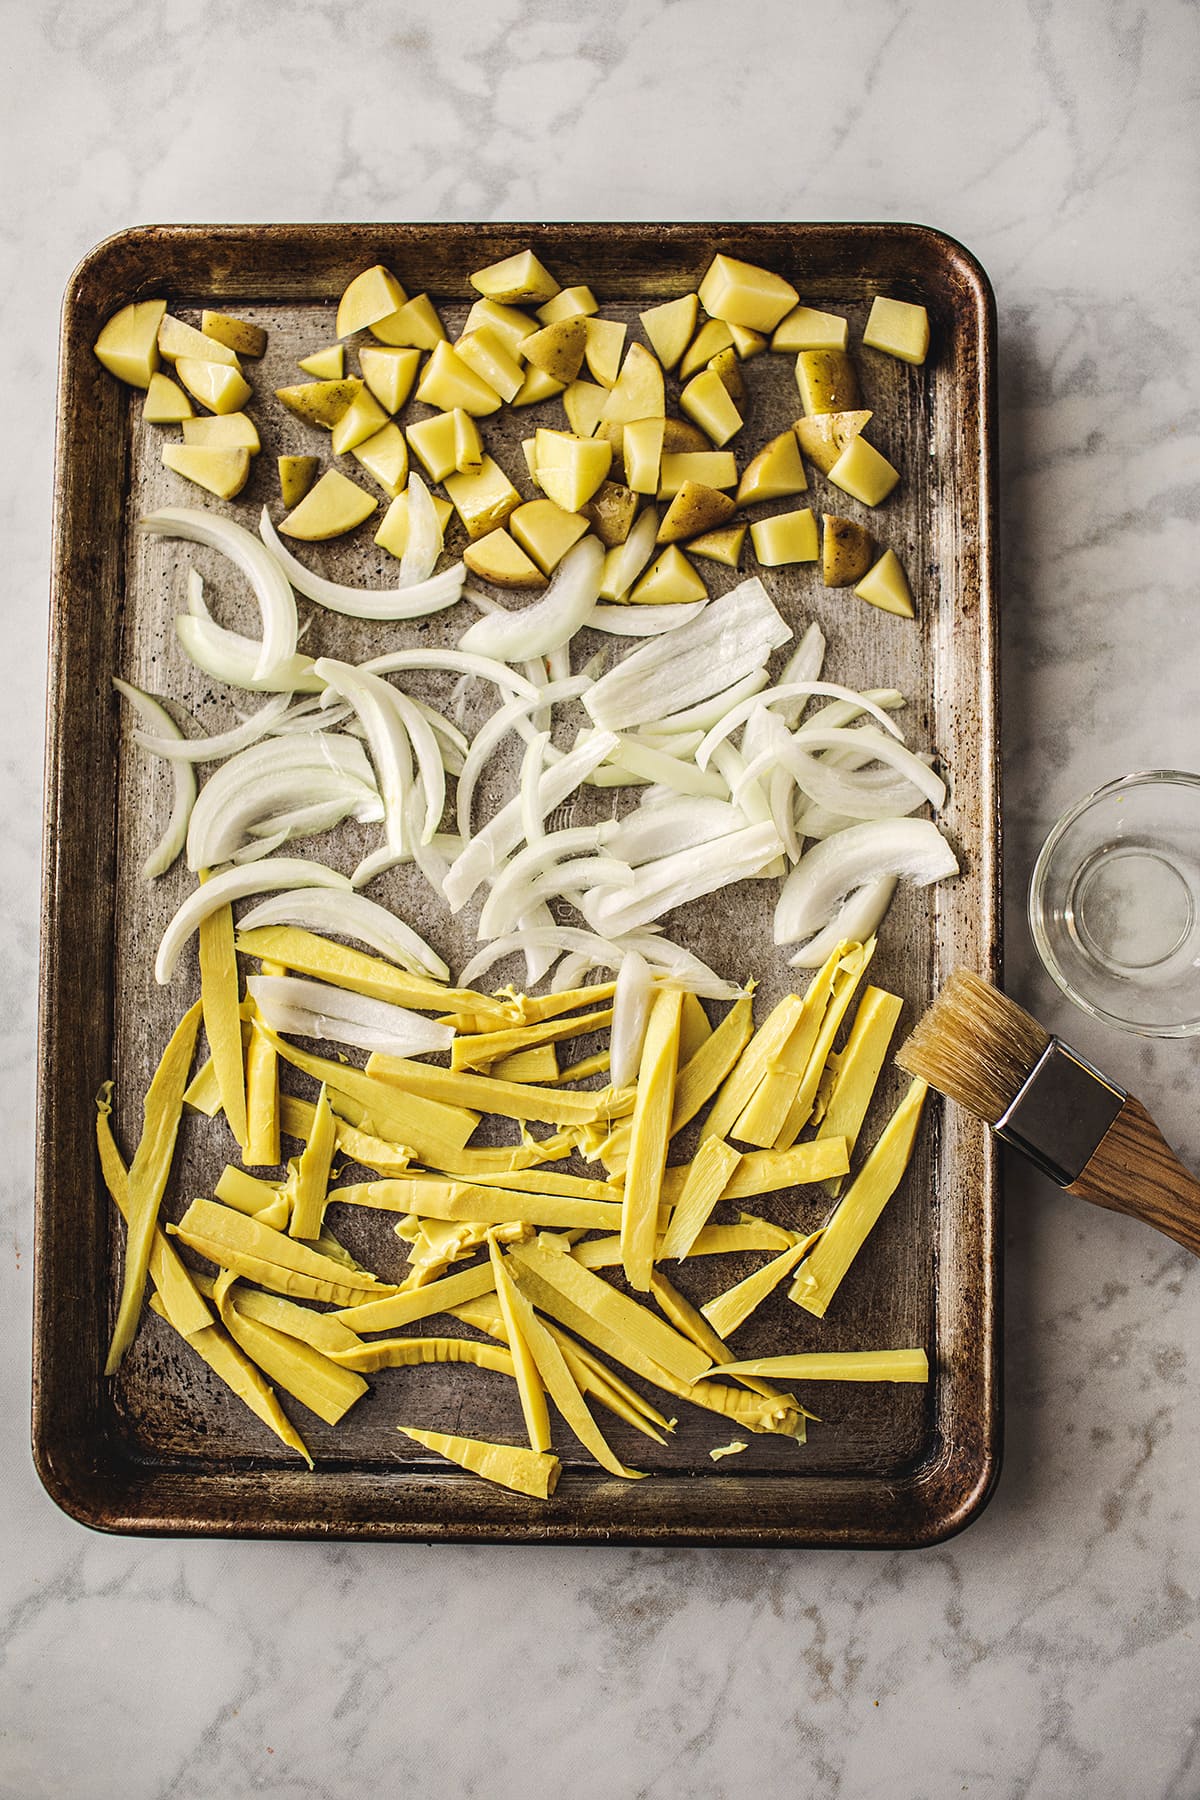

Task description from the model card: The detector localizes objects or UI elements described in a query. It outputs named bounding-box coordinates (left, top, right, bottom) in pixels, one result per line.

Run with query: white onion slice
left=135, top=690, right=292, bottom=763
left=607, top=797, right=747, bottom=866
left=175, top=614, right=324, bottom=694
left=517, top=902, right=559, bottom=988
left=787, top=878, right=899, bottom=968
left=605, top=736, right=728, bottom=799
left=650, top=669, right=769, bottom=735
left=583, top=576, right=790, bottom=732
left=140, top=507, right=298, bottom=683
left=258, top=505, right=466, bottom=621
left=386, top=685, right=447, bottom=846
left=239, top=888, right=449, bottom=980
left=584, top=821, right=784, bottom=938
left=185, top=735, right=380, bottom=870
left=593, top=505, right=658, bottom=604
left=361, top=648, right=539, bottom=700
left=615, top=932, right=747, bottom=1000
left=398, top=474, right=443, bottom=588
left=315, top=659, right=414, bottom=856
left=112, top=679, right=197, bottom=879
left=609, top=949, right=653, bottom=1087
left=773, top=819, right=959, bottom=945
left=247, top=974, right=453, bottom=1056
left=156, top=858, right=352, bottom=984
left=695, top=682, right=905, bottom=771
left=477, top=823, right=618, bottom=940
left=785, top=724, right=944, bottom=810
left=456, top=676, right=590, bottom=839
left=551, top=951, right=594, bottom=992
left=583, top=599, right=709, bottom=636
left=709, top=741, right=772, bottom=827
left=519, top=730, right=549, bottom=848
left=458, top=927, right=632, bottom=990
left=458, top=536, right=604, bottom=662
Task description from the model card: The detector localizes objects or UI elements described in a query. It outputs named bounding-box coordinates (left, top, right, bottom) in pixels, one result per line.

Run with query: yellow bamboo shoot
left=451, top=1007, right=614, bottom=1072
left=701, top=1232, right=822, bottom=1339
left=816, top=987, right=904, bottom=1193
left=397, top=1425, right=560, bottom=1498
left=199, top=901, right=248, bottom=1149
left=487, top=1233, right=552, bottom=1453
left=95, top=1087, right=212, bottom=1340
left=508, top=1238, right=711, bottom=1383
left=657, top=1135, right=741, bottom=1261
left=366, top=1051, right=635, bottom=1128
left=287, top=1084, right=336, bottom=1240
left=670, top=993, right=753, bottom=1135
left=148, top=1295, right=311, bottom=1464
left=713, top=1349, right=930, bottom=1383
left=621, top=985, right=683, bottom=1290
left=333, top=1177, right=624, bottom=1231
left=214, top=1275, right=368, bottom=1424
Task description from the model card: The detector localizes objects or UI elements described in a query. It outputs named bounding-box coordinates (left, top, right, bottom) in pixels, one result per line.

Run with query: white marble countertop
left=4, top=3, right=1198, bottom=1795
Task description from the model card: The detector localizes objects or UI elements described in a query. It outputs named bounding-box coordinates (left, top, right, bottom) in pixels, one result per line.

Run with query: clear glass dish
left=1029, top=770, right=1200, bottom=1036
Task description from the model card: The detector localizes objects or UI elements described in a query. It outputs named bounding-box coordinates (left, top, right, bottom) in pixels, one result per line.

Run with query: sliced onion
left=584, top=821, right=784, bottom=938
left=605, top=735, right=728, bottom=799
left=140, top=507, right=298, bottom=684
left=650, top=669, right=769, bottom=735
left=458, top=536, right=604, bottom=662
left=591, top=505, right=658, bottom=604
left=398, top=473, right=444, bottom=588
left=156, top=858, right=352, bottom=983
left=583, top=576, right=791, bottom=733
left=609, top=949, right=653, bottom=1087
left=186, top=735, right=380, bottom=870
left=239, top=887, right=449, bottom=979
left=583, top=598, right=709, bottom=636
left=695, top=681, right=905, bottom=771
left=458, top=927, right=632, bottom=990
left=135, top=690, right=292, bottom=763
left=456, top=676, right=590, bottom=839
left=247, top=974, right=453, bottom=1056
left=615, top=931, right=748, bottom=1000
left=709, top=741, right=772, bottom=828
left=551, top=951, right=595, bottom=992
left=773, top=819, right=959, bottom=945
left=361, top=648, right=539, bottom=699
left=787, top=878, right=899, bottom=968
left=477, top=823, right=618, bottom=940
left=314, top=659, right=416, bottom=857
left=607, top=797, right=747, bottom=866
left=112, top=679, right=197, bottom=879
left=258, top=505, right=466, bottom=621
left=386, top=685, right=447, bottom=846
left=175, top=614, right=324, bottom=695
left=519, top=730, right=549, bottom=848
left=517, top=902, right=559, bottom=988
left=783, top=724, right=944, bottom=810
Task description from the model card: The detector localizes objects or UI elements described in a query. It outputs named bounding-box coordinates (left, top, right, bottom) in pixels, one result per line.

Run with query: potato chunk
left=863, top=296, right=930, bottom=365
left=534, top=429, right=612, bottom=512
left=639, top=293, right=699, bottom=373
left=279, top=469, right=378, bottom=540
left=854, top=547, right=915, bottom=617
left=202, top=311, right=268, bottom=358
left=93, top=298, right=166, bottom=388
left=795, top=349, right=862, bottom=417
left=750, top=507, right=818, bottom=565
left=143, top=372, right=193, bottom=422
left=657, top=481, right=736, bottom=544
left=827, top=437, right=900, bottom=506
left=359, top=345, right=421, bottom=414
left=698, top=254, right=798, bottom=332
left=630, top=546, right=708, bottom=605
left=175, top=358, right=252, bottom=416
left=822, top=515, right=874, bottom=587
left=794, top=409, right=872, bottom=474
left=463, top=528, right=546, bottom=589
left=469, top=250, right=560, bottom=305
left=161, top=444, right=251, bottom=500
left=680, top=369, right=743, bottom=446
left=736, top=430, right=808, bottom=505
left=415, top=341, right=502, bottom=416
left=336, top=265, right=408, bottom=337
left=278, top=455, right=320, bottom=509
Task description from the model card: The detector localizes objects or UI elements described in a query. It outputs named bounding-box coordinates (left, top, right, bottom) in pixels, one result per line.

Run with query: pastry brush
left=895, top=968, right=1200, bottom=1256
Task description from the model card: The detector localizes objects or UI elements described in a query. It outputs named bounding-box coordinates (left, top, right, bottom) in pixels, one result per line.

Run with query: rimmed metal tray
left=35, top=222, right=999, bottom=1546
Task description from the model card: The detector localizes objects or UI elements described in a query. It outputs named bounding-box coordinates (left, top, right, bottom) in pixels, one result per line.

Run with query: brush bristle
left=895, top=969, right=1051, bottom=1126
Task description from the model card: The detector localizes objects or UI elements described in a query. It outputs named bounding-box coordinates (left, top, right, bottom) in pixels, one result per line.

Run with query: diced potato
left=687, top=523, right=746, bottom=567
left=822, top=514, right=874, bottom=587
left=463, top=298, right=537, bottom=357
left=521, top=317, right=587, bottom=385
left=444, top=455, right=523, bottom=540
left=854, top=547, right=915, bottom=617
left=584, top=316, right=626, bottom=387
left=698, top=253, right=799, bottom=332
left=580, top=481, right=638, bottom=547
left=509, top=498, right=590, bottom=574
left=736, top=429, right=808, bottom=505
left=371, top=293, right=446, bottom=349
left=629, top=546, right=708, bottom=605
left=175, top=358, right=253, bottom=416
left=639, top=293, right=698, bottom=372
left=563, top=379, right=607, bottom=438
left=510, top=364, right=566, bottom=406
left=359, top=345, right=421, bottom=414
left=706, top=346, right=746, bottom=408
left=375, top=488, right=453, bottom=560
left=750, top=507, right=818, bottom=565
left=678, top=317, right=734, bottom=380
left=537, top=284, right=599, bottom=326
left=623, top=417, right=665, bottom=495
left=661, top=418, right=711, bottom=454
left=352, top=422, right=409, bottom=498
left=143, top=372, right=193, bottom=422
left=182, top=412, right=260, bottom=451
left=469, top=250, right=559, bottom=305
left=863, top=295, right=930, bottom=365
left=161, top=443, right=251, bottom=500
left=680, top=369, right=743, bottom=446
left=796, top=348, right=862, bottom=417
left=93, top=298, right=166, bottom=387
left=330, top=387, right=392, bottom=455
left=793, top=409, right=872, bottom=474
left=772, top=305, right=849, bottom=352
left=658, top=451, right=738, bottom=498
left=598, top=343, right=665, bottom=432
left=275, top=377, right=363, bottom=428
left=298, top=344, right=345, bottom=379
left=729, top=324, right=768, bottom=359
left=279, top=468, right=378, bottom=540
left=454, top=327, right=524, bottom=404
left=462, top=527, right=546, bottom=589
left=406, top=411, right=460, bottom=483
left=827, top=436, right=900, bottom=506
left=337, top=265, right=408, bottom=337
left=520, top=437, right=539, bottom=484
left=158, top=314, right=242, bottom=368
left=657, top=481, right=736, bottom=545
left=452, top=408, right=483, bottom=472
left=416, top=340, right=502, bottom=416
left=534, top=429, right=612, bottom=512
left=202, top=310, right=268, bottom=358
left=278, top=455, right=320, bottom=509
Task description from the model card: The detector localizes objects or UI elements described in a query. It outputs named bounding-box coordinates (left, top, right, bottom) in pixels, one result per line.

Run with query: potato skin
left=822, top=514, right=874, bottom=587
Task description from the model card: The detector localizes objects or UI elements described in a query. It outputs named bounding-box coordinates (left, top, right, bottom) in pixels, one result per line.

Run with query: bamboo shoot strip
left=450, top=1007, right=614, bottom=1072
left=236, top=924, right=506, bottom=1020
left=332, top=1178, right=624, bottom=1231
left=730, top=941, right=846, bottom=1147
left=621, top=985, right=683, bottom=1291
left=658, top=1136, right=742, bottom=1262
left=213, top=1273, right=368, bottom=1425
left=95, top=1086, right=212, bottom=1340
left=712, top=1350, right=930, bottom=1383
left=773, top=940, right=878, bottom=1147
left=701, top=1232, right=822, bottom=1339
left=659, top=1138, right=848, bottom=1205
left=815, top=987, right=904, bottom=1192
left=334, top=1261, right=497, bottom=1332
left=199, top=901, right=248, bottom=1149
left=507, top=1238, right=711, bottom=1384
left=397, top=1427, right=561, bottom=1499
left=365, top=1052, right=634, bottom=1127
left=148, top=1295, right=313, bottom=1464
left=287, top=1084, right=336, bottom=1241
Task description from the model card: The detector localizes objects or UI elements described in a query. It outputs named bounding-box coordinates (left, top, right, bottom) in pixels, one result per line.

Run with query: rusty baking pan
left=35, top=222, right=999, bottom=1545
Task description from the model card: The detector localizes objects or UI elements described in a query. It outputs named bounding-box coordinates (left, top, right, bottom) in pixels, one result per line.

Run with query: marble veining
left=3, top=0, right=1200, bottom=1795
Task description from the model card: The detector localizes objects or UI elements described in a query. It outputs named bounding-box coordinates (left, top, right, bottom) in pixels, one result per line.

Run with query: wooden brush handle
left=1068, top=1095, right=1200, bottom=1257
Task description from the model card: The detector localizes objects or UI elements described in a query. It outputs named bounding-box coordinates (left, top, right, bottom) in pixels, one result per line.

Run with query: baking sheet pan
left=35, top=222, right=999, bottom=1545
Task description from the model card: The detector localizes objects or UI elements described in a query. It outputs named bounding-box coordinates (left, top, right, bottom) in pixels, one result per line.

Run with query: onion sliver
left=246, top=974, right=453, bottom=1057
left=605, top=736, right=728, bottom=799
left=175, top=614, right=324, bottom=694
left=398, top=474, right=443, bottom=588
left=186, top=735, right=380, bottom=870
left=583, top=599, right=708, bottom=636
left=616, top=932, right=747, bottom=1000
left=458, top=927, right=632, bottom=990
left=477, top=823, right=618, bottom=940
left=458, top=536, right=604, bottom=661
left=609, top=949, right=653, bottom=1087
left=695, top=681, right=905, bottom=771
left=135, top=690, right=292, bottom=763
left=242, top=889, right=451, bottom=981
left=787, top=878, right=899, bottom=968
left=784, top=724, right=944, bottom=810
left=112, top=678, right=197, bottom=879
left=456, top=676, right=591, bottom=839
left=584, top=821, right=784, bottom=938
left=361, top=648, right=539, bottom=700
left=315, top=659, right=416, bottom=856
left=583, top=576, right=790, bottom=732
left=140, top=507, right=298, bottom=684
left=258, top=505, right=466, bottom=621
left=607, top=797, right=747, bottom=867
left=156, top=858, right=353, bottom=984
left=650, top=669, right=769, bottom=736
left=773, top=819, right=959, bottom=945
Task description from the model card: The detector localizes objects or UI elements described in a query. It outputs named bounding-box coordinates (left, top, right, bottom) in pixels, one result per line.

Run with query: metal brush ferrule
left=994, top=1040, right=1126, bottom=1187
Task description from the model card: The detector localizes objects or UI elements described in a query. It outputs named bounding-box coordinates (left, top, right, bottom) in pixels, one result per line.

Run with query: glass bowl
left=1029, top=770, right=1200, bottom=1036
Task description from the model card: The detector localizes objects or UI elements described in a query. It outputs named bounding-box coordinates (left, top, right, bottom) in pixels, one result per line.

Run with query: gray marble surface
left=4, top=2, right=1199, bottom=1795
